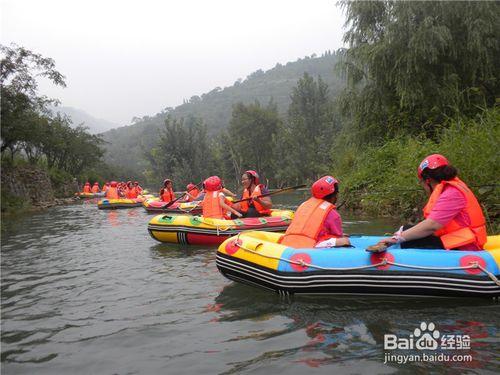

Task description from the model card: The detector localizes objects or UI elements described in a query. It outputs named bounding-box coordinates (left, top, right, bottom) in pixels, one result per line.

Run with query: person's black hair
left=322, top=183, right=339, bottom=201
left=243, top=172, right=256, bottom=194
left=244, top=172, right=255, bottom=184
left=421, top=165, right=458, bottom=182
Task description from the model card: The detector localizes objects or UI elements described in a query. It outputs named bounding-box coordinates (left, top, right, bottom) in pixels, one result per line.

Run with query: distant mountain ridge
left=51, top=106, right=121, bottom=134
left=101, top=51, right=344, bottom=172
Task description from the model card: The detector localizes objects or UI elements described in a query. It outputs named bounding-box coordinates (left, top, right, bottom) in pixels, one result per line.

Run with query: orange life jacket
left=202, top=190, right=230, bottom=219
left=83, top=185, right=91, bottom=193
left=187, top=188, right=200, bottom=202
left=423, top=177, right=487, bottom=249
left=91, top=185, right=100, bottom=193
left=280, top=197, right=334, bottom=248
left=106, top=187, right=119, bottom=199
left=240, top=185, right=272, bottom=215
left=126, top=187, right=138, bottom=199
left=161, top=188, right=175, bottom=203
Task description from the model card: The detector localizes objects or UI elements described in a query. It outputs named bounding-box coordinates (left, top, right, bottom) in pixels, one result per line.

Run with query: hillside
left=51, top=106, right=120, bottom=134
left=101, top=51, right=344, bottom=172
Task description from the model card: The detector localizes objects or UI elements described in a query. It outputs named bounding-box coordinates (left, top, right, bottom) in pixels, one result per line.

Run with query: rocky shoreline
left=1, top=164, right=80, bottom=214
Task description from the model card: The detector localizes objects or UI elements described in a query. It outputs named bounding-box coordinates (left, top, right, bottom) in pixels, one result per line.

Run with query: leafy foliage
left=337, top=1, right=500, bottom=142
left=1, top=44, right=105, bottom=179
left=332, top=107, right=499, bottom=230
left=224, top=100, right=281, bottom=183
left=145, top=116, right=215, bottom=188
left=274, top=73, right=338, bottom=183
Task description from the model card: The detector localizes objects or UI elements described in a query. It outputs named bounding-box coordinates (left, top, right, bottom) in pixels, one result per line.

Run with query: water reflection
left=213, top=283, right=499, bottom=372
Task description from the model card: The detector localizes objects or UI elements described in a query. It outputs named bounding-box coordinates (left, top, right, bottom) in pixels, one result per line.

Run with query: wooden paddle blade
left=365, top=243, right=388, bottom=253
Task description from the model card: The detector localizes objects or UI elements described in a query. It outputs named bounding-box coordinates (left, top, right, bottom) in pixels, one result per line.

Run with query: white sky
left=1, top=0, right=346, bottom=124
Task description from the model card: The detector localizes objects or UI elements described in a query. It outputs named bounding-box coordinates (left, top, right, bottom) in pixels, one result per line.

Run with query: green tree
left=225, top=100, right=281, bottom=184
left=1, top=44, right=66, bottom=157
left=146, top=115, right=215, bottom=187
left=275, top=73, right=337, bottom=183
left=337, top=1, right=500, bottom=141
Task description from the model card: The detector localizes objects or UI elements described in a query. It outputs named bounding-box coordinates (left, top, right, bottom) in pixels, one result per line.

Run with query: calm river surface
left=2, top=192, right=499, bottom=374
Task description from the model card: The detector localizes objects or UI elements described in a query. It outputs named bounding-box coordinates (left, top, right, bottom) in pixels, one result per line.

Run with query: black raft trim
left=216, top=253, right=500, bottom=298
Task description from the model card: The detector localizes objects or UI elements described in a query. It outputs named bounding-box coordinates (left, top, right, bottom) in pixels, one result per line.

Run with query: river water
left=1, top=192, right=499, bottom=374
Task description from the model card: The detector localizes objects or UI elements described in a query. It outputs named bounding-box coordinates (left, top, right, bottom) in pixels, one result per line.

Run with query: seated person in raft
left=201, top=176, right=242, bottom=219
left=375, top=154, right=487, bottom=251
left=183, top=183, right=201, bottom=202
left=159, top=179, right=175, bottom=203
left=231, top=170, right=272, bottom=218
left=280, top=175, right=351, bottom=248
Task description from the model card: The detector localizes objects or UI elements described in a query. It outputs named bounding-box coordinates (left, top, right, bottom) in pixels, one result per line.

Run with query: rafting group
left=76, top=180, right=145, bottom=199
left=79, top=154, right=500, bottom=298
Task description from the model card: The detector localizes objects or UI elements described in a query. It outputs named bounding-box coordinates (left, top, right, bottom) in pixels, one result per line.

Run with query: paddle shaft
left=232, top=184, right=306, bottom=204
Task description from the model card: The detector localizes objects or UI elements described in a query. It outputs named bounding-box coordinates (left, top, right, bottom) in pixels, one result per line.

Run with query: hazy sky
left=2, top=0, right=346, bottom=124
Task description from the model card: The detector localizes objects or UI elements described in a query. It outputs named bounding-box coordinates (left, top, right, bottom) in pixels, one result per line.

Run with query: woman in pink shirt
left=376, top=154, right=487, bottom=250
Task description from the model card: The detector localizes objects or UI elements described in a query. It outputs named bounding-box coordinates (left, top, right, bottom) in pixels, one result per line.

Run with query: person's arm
left=379, top=185, right=465, bottom=246
left=222, top=187, right=237, bottom=197
left=401, top=219, right=442, bottom=241
left=253, top=195, right=272, bottom=209
left=379, top=219, right=443, bottom=245
left=220, top=195, right=242, bottom=217
left=253, top=185, right=272, bottom=208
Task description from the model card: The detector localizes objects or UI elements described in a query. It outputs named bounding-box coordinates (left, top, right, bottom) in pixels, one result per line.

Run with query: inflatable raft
left=142, top=198, right=202, bottom=214
left=217, top=232, right=500, bottom=299
left=148, top=209, right=294, bottom=245
left=97, top=195, right=153, bottom=209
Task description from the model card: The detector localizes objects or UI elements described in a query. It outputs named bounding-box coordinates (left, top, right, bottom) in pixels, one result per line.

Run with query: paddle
left=231, top=184, right=306, bottom=204
left=162, top=181, right=203, bottom=209
left=366, top=227, right=404, bottom=253
left=365, top=243, right=391, bottom=253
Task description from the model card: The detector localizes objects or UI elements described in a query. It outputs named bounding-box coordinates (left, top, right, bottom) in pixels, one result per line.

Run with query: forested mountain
left=101, top=51, right=343, bottom=173
left=50, top=106, right=120, bottom=134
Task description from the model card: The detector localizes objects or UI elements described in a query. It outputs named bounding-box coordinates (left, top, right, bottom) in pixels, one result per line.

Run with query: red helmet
left=311, top=176, right=339, bottom=198
left=245, top=170, right=260, bottom=185
left=186, top=183, right=196, bottom=190
left=110, top=181, right=117, bottom=187
left=134, top=181, right=139, bottom=185
left=85, top=182, right=90, bottom=185
left=417, top=154, right=449, bottom=179
left=204, top=176, right=222, bottom=191
left=93, top=182, right=98, bottom=185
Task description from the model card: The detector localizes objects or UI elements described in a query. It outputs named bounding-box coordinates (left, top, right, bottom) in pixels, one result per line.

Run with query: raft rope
left=232, top=236, right=500, bottom=286
left=197, top=217, right=292, bottom=236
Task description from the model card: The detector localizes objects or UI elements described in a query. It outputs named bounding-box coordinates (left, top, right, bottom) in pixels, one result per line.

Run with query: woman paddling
left=376, top=154, right=487, bottom=250
left=232, top=170, right=272, bottom=218
left=159, top=179, right=175, bottom=203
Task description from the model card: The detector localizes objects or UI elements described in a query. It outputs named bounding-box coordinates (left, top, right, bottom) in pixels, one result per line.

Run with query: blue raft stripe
left=278, top=236, right=499, bottom=275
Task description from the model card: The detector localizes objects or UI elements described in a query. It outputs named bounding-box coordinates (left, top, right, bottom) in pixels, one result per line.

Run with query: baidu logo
left=384, top=322, right=470, bottom=351
left=383, top=322, right=472, bottom=364
left=414, top=322, right=440, bottom=350
left=385, top=321, right=439, bottom=350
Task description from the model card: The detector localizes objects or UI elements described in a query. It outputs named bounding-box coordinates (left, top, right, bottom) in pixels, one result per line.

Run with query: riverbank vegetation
left=0, top=44, right=110, bottom=211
